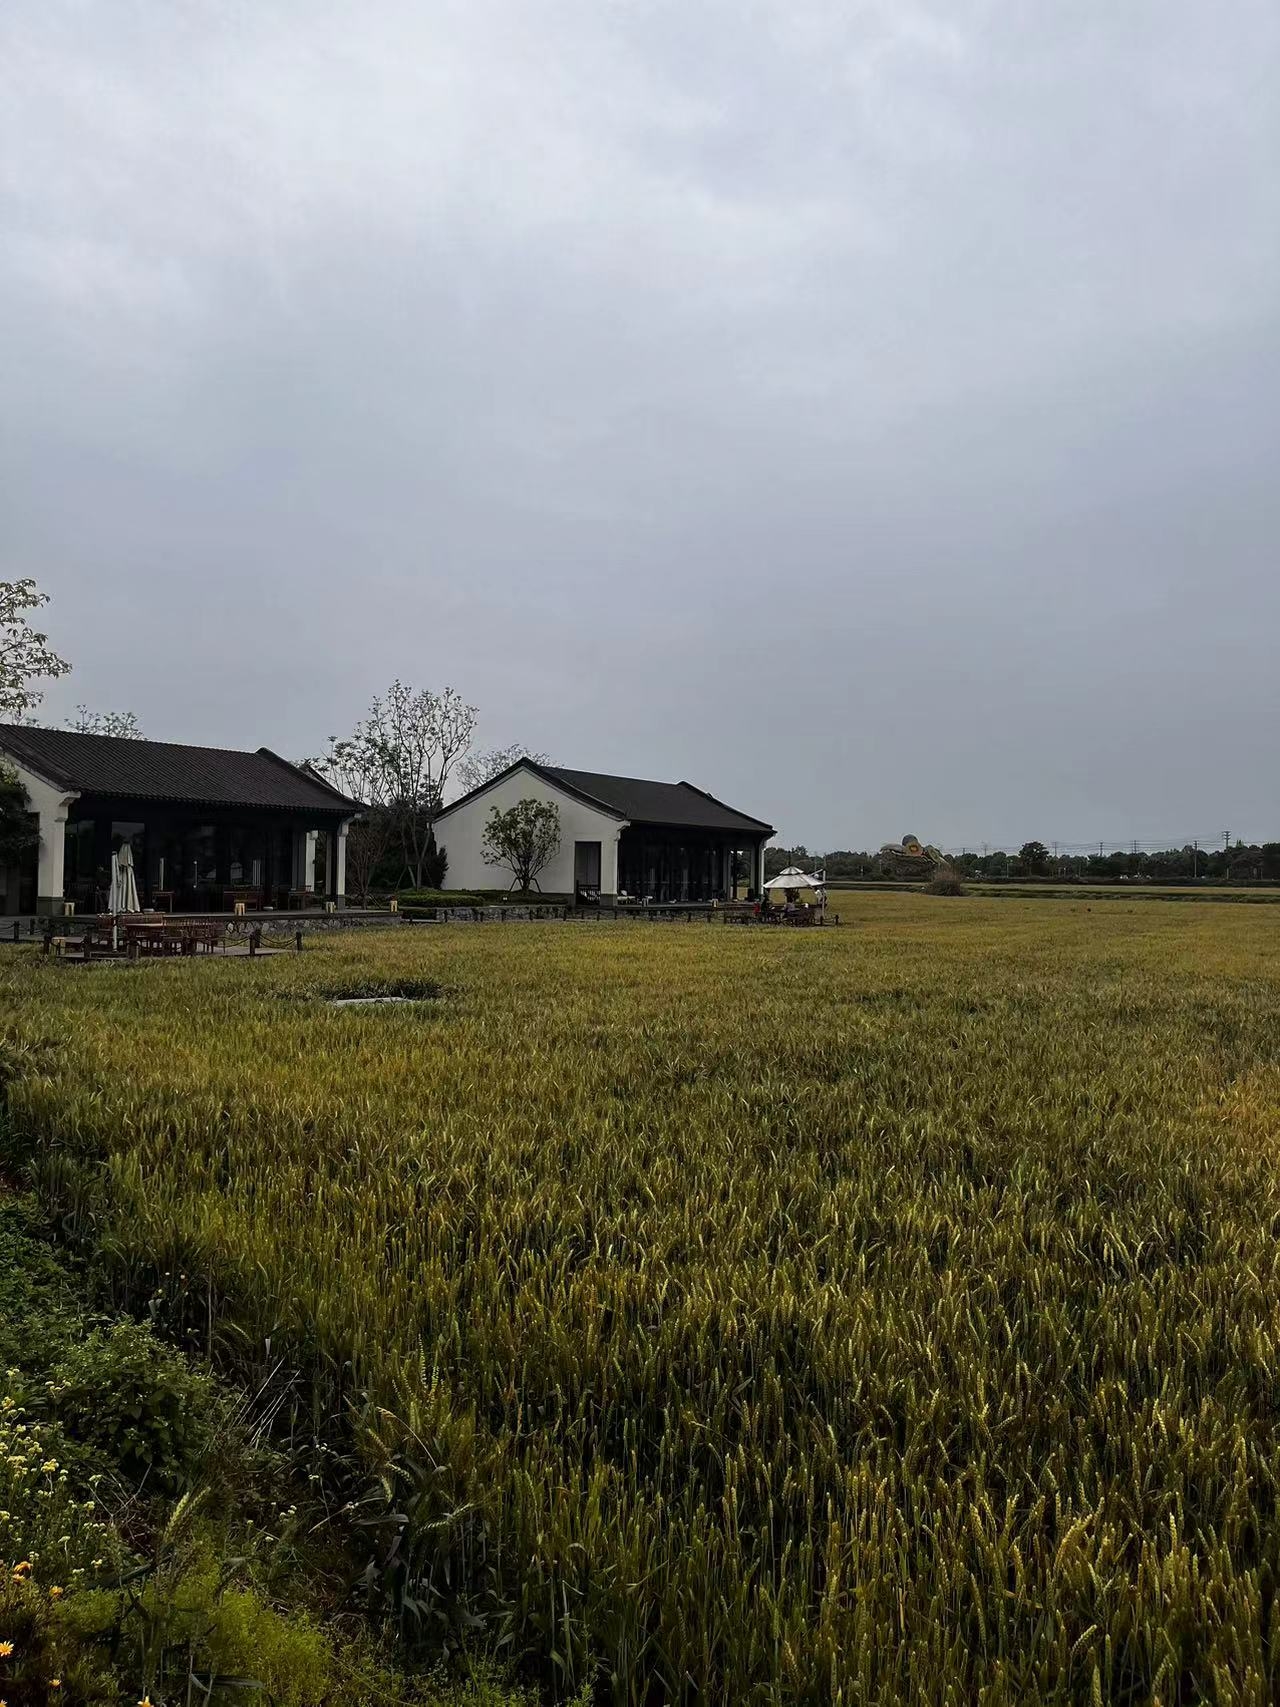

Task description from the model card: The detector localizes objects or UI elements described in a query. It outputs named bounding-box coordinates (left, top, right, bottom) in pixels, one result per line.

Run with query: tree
left=764, top=844, right=812, bottom=879
left=314, top=681, right=477, bottom=888
left=482, top=797, right=561, bottom=894
left=304, top=739, right=395, bottom=903
left=1, top=579, right=71, bottom=718
left=459, top=743, right=552, bottom=792
left=343, top=813, right=395, bottom=905
left=0, top=763, right=38, bottom=870
left=1018, top=840, right=1050, bottom=876
left=67, top=706, right=144, bottom=738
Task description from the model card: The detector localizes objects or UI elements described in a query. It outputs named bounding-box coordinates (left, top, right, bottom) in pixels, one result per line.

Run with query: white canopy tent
left=763, top=865, right=826, bottom=903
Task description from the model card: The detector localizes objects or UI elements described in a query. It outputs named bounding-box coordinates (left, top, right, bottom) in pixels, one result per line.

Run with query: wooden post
left=295, top=929, right=303, bottom=953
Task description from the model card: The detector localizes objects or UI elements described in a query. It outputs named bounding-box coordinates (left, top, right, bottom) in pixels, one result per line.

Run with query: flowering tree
left=459, top=743, right=552, bottom=792
left=481, top=797, right=561, bottom=894
left=0, top=580, right=70, bottom=718
left=67, top=707, right=144, bottom=738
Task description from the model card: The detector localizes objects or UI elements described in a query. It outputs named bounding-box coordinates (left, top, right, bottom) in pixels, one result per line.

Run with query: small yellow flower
left=40, top=1461, right=58, bottom=1475
left=0, top=1639, right=13, bottom=1655
left=48, top=1586, right=63, bottom=1600
left=12, top=1561, right=30, bottom=1575
left=139, top=1697, right=154, bottom=1707
left=50, top=1682, right=61, bottom=1691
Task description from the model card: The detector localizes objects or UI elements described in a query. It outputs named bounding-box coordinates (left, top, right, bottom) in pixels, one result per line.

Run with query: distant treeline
left=766, top=842, right=1280, bottom=884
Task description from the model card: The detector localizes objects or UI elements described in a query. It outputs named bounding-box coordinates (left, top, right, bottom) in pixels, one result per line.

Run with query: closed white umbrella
left=109, top=843, right=141, bottom=914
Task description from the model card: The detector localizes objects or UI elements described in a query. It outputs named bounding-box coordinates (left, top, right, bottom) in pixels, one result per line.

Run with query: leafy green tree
left=0, top=763, right=38, bottom=869
left=481, top=797, right=561, bottom=894
left=1018, top=840, right=1050, bottom=876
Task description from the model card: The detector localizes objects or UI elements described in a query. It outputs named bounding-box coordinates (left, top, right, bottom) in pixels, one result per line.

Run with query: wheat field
left=4, top=896, right=1280, bottom=1704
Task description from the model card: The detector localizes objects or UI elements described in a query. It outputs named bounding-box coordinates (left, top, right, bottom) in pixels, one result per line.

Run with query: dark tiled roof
left=544, top=767, right=773, bottom=833
left=436, top=759, right=772, bottom=834
left=0, top=724, right=359, bottom=814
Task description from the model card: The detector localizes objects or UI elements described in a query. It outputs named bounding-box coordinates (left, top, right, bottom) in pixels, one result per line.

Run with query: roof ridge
left=676, top=778, right=774, bottom=829
left=436, top=759, right=629, bottom=823
left=0, top=724, right=360, bottom=812
left=0, top=723, right=306, bottom=762
left=257, top=747, right=362, bottom=810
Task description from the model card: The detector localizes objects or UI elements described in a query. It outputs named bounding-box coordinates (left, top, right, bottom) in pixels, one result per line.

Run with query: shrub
left=395, top=890, right=486, bottom=908
left=46, top=1321, right=219, bottom=1495
left=924, top=867, right=967, bottom=896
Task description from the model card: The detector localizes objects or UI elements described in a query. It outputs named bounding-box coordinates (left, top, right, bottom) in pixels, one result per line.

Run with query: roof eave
left=435, top=759, right=629, bottom=824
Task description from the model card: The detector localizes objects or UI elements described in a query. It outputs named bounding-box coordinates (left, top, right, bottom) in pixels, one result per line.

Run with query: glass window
left=574, top=841, right=601, bottom=888
left=63, top=820, right=98, bottom=910
left=149, top=830, right=183, bottom=896
left=183, top=826, right=217, bottom=887
left=111, top=822, right=145, bottom=860
left=228, top=827, right=266, bottom=889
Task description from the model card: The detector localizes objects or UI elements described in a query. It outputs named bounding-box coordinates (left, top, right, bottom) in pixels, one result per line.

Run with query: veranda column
left=334, top=819, right=349, bottom=907
left=604, top=829, right=622, bottom=900
left=35, top=796, right=76, bottom=915
left=751, top=838, right=766, bottom=900
left=291, top=828, right=317, bottom=895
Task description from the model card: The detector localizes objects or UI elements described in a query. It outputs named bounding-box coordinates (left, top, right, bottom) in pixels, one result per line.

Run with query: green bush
left=395, top=890, right=486, bottom=907
left=47, top=1320, right=219, bottom=1495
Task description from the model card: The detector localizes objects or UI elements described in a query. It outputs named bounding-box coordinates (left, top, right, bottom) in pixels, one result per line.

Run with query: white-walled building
left=435, top=761, right=774, bottom=901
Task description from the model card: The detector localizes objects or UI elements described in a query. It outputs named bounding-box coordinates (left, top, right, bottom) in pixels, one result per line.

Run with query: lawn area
left=3, top=895, right=1280, bottom=1704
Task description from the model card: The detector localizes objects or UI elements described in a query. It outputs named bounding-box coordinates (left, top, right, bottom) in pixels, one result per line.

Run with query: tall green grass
left=4, top=896, right=1280, bottom=1703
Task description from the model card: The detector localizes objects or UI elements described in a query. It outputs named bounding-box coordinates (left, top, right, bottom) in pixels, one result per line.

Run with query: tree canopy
left=482, top=797, right=561, bottom=894
left=459, top=743, right=552, bottom=792
left=0, top=579, right=71, bottom=719
left=313, top=680, right=477, bottom=889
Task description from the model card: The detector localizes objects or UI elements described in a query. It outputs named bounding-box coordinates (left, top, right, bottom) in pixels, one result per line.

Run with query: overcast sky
left=3, top=2, right=1277, bottom=849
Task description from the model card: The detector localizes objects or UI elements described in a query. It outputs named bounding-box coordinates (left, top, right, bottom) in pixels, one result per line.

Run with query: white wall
left=0, top=749, right=79, bottom=911
left=437, top=766, right=626, bottom=894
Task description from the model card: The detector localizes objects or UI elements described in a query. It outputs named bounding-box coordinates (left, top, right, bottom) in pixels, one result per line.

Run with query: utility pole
left=1193, top=840, right=1198, bottom=881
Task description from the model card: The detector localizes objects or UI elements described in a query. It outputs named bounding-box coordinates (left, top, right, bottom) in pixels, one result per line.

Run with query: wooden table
left=121, top=920, right=226, bottom=957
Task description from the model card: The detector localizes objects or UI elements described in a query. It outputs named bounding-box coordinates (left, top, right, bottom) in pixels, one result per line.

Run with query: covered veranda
left=615, top=825, right=765, bottom=904
left=0, top=724, right=360, bottom=916
left=58, top=799, right=349, bottom=914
